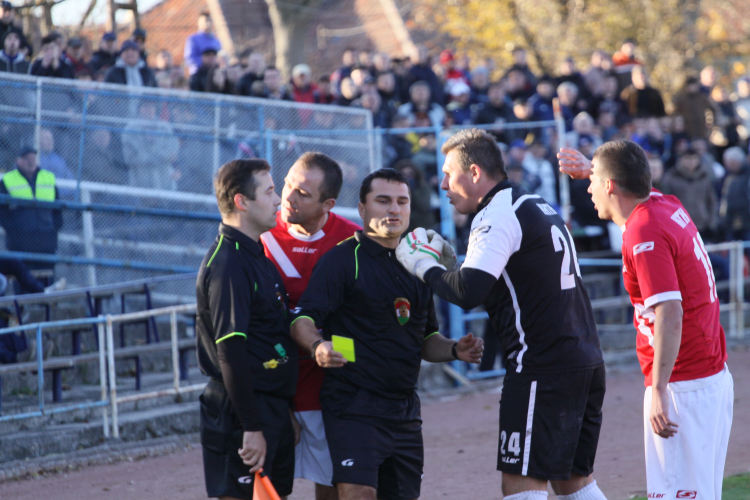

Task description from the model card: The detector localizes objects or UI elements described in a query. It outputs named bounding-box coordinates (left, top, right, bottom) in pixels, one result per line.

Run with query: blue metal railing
left=0, top=316, right=107, bottom=427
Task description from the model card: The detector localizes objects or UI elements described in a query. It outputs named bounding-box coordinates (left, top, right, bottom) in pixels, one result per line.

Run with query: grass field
left=632, top=474, right=750, bottom=500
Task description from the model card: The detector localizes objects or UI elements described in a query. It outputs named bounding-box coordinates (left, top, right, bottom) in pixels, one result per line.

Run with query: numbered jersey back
left=462, top=183, right=602, bottom=374
left=621, top=191, right=726, bottom=385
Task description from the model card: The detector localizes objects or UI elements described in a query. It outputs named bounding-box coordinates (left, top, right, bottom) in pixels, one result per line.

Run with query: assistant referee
left=196, top=159, right=298, bottom=500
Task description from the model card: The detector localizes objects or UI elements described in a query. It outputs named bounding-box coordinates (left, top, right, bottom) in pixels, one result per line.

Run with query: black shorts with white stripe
left=497, top=365, right=606, bottom=480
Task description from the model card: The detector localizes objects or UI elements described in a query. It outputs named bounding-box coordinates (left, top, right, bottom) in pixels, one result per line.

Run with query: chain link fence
left=0, top=73, right=374, bottom=286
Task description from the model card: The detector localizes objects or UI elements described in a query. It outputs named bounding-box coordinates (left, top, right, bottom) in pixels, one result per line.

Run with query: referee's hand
left=314, top=341, right=348, bottom=368
left=456, top=332, right=484, bottom=364
left=239, top=431, right=266, bottom=472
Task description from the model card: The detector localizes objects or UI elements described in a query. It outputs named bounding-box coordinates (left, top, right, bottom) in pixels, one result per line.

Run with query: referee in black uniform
left=196, top=159, right=298, bottom=500
left=290, top=169, right=483, bottom=500
left=397, top=130, right=608, bottom=500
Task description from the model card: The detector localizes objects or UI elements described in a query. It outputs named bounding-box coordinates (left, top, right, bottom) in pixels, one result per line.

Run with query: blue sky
left=51, top=0, right=163, bottom=27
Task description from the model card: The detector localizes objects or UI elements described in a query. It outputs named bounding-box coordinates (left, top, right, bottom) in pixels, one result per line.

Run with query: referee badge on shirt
left=394, top=298, right=410, bottom=325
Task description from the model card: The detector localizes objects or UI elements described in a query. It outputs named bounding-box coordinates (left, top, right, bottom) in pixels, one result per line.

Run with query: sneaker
left=44, top=278, right=66, bottom=294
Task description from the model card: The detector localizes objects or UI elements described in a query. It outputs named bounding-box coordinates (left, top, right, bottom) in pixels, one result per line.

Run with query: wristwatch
left=451, top=342, right=459, bottom=360
left=311, top=339, right=325, bottom=356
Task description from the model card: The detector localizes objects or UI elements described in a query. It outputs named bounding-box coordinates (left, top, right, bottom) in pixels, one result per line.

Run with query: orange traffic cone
left=253, top=468, right=281, bottom=500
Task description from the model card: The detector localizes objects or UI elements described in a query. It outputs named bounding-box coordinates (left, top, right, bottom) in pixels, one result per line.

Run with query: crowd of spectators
left=2, top=4, right=750, bottom=246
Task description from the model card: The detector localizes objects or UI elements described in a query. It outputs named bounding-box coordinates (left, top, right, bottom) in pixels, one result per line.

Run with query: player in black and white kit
left=396, top=129, right=608, bottom=500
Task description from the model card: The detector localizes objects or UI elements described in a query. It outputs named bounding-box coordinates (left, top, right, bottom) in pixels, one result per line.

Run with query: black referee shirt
left=292, top=231, right=439, bottom=400
left=196, top=224, right=297, bottom=400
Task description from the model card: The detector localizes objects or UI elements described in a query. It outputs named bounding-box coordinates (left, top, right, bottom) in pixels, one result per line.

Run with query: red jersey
left=621, top=191, right=727, bottom=387
left=261, top=211, right=360, bottom=411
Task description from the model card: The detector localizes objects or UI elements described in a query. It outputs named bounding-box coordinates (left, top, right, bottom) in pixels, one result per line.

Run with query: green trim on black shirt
left=215, top=331, right=247, bottom=344
left=206, top=234, right=224, bottom=267
left=291, top=315, right=315, bottom=328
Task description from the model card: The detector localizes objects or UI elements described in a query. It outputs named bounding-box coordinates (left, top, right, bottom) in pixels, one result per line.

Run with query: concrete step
left=0, top=400, right=199, bottom=463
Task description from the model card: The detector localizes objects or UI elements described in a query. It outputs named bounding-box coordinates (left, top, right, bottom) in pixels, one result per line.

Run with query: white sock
left=504, top=491, right=548, bottom=500
left=557, top=480, right=607, bottom=500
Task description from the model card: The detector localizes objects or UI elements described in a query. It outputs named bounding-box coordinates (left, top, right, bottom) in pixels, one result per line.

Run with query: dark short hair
left=441, top=128, right=506, bottom=180
left=214, top=159, right=271, bottom=214
left=318, top=75, right=330, bottom=83
left=359, top=168, right=409, bottom=204
left=297, top=152, right=343, bottom=202
left=41, top=34, right=57, bottom=46
left=592, top=140, right=651, bottom=197
left=265, top=66, right=278, bottom=73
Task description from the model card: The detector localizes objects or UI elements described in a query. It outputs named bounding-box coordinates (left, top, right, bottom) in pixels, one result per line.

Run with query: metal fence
left=0, top=72, right=373, bottom=285
left=0, top=303, right=198, bottom=437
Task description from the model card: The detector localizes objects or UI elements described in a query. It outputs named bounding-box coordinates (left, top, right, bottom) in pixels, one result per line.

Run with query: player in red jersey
left=261, top=152, right=360, bottom=500
left=559, top=141, right=733, bottom=500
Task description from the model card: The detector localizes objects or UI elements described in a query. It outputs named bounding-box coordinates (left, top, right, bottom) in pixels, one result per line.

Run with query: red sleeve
left=629, top=223, right=682, bottom=308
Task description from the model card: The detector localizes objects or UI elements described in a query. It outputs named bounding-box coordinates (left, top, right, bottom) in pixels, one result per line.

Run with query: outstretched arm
left=557, top=147, right=592, bottom=179
left=421, top=331, right=483, bottom=364
left=423, top=267, right=497, bottom=310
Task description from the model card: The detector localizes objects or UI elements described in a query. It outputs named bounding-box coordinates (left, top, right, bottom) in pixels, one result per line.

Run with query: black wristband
left=451, top=342, right=458, bottom=360
left=310, top=339, right=325, bottom=356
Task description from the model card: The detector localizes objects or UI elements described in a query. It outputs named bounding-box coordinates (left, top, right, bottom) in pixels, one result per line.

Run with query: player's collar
left=355, top=230, right=393, bottom=256
left=219, top=223, right=263, bottom=256
left=288, top=226, right=326, bottom=242
left=477, top=179, right=512, bottom=212
left=284, top=212, right=332, bottom=242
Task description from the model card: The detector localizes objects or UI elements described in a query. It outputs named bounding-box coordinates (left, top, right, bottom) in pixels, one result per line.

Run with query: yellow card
left=331, top=335, right=356, bottom=362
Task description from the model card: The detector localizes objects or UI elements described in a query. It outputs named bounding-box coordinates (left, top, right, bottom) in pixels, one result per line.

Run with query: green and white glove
left=426, top=229, right=457, bottom=271
left=396, top=228, right=446, bottom=281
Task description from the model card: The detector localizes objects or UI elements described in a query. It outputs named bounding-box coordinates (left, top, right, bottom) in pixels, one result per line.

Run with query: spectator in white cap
left=446, top=81, right=473, bottom=125
left=291, top=63, right=316, bottom=103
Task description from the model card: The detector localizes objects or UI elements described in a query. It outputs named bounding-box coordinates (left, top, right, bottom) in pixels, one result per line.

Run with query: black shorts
left=321, top=386, right=423, bottom=500
left=200, top=379, right=295, bottom=499
left=497, top=365, right=605, bottom=480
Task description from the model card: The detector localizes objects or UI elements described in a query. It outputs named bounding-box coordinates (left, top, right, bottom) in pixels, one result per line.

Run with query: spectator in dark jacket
left=474, top=81, right=517, bottom=143
left=406, top=45, right=444, bottom=105
left=104, top=40, right=156, bottom=87
left=131, top=28, right=148, bottom=62
left=313, top=75, right=334, bottom=104
left=719, top=147, right=750, bottom=241
left=30, top=35, right=74, bottom=78
left=0, top=31, right=27, bottom=73
left=673, top=77, right=714, bottom=140
left=63, top=38, right=86, bottom=74
left=330, top=47, right=356, bottom=93
left=88, top=32, right=118, bottom=74
left=446, top=81, right=473, bottom=125
left=661, top=149, right=717, bottom=236
left=0, top=1, right=29, bottom=57
left=504, top=47, right=537, bottom=87
left=527, top=76, right=556, bottom=121
left=620, top=65, right=666, bottom=118
left=397, top=80, right=445, bottom=128
left=235, top=51, right=265, bottom=97
left=376, top=71, right=400, bottom=108
left=260, top=66, right=292, bottom=100
left=556, top=57, right=589, bottom=101
left=189, top=48, right=230, bottom=93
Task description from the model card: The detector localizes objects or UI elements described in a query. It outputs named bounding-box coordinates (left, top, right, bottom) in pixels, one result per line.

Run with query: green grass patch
left=630, top=473, right=750, bottom=500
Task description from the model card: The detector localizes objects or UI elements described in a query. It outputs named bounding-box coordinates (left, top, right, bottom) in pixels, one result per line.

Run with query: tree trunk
left=265, top=0, right=324, bottom=80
